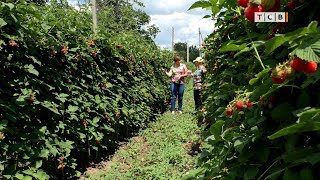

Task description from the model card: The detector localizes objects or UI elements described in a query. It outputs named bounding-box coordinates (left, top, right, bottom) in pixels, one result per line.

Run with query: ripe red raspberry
left=304, top=62, right=317, bottom=74
left=235, top=101, right=243, bottom=110
left=226, top=109, right=233, bottom=116
left=290, top=57, right=305, bottom=72
left=246, top=101, right=253, bottom=108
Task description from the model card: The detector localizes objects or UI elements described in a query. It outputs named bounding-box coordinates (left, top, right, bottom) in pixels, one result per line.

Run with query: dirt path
left=81, top=82, right=201, bottom=180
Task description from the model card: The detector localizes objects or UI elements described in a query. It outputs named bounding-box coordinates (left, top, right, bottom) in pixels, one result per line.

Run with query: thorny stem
left=236, top=7, right=266, bottom=70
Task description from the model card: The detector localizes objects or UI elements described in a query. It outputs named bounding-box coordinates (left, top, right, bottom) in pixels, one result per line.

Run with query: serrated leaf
left=35, top=160, right=42, bottom=169
left=41, top=101, right=60, bottom=115
left=234, top=138, right=249, bottom=153
left=69, top=47, right=79, bottom=52
left=209, top=120, right=224, bottom=139
left=4, top=3, right=14, bottom=10
left=292, top=36, right=320, bottom=62
left=28, top=56, right=42, bottom=66
left=0, top=18, right=7, bottom=27
left=24, top=64, right=39, bottom=76
left=268, top=122, right=320, bottom=140
left=86, top=75, right=93, bottom=79
left=182, top=168, right=205, bottom=180
left=296, top=108, right=320, bottom=122
left=67, top=105, right=78, bottom=113
left=103, top=124, right=115, bottom=132
left=264, top=21, right=318, bottom=55
left=203, top=15, right=211, bottom=18
left=15, top=174, right=25, bottom=180
left=188, top=1, right=212, bottom=10
left=117, top=76, right=125, bottom=83
left=219, top=43, right=247, bottom=52
left=39, top=149, right=50, bottom=158
left=211, top=6, right=220, bottom=15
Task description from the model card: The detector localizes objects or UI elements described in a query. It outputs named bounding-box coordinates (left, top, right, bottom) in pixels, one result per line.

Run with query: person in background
left=192, top=57, right=207, bottom=110
left=162, top=56, right=188, bottom=114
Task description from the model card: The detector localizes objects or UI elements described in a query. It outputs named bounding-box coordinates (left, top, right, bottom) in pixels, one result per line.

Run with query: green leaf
left=219, top=43, right=247, bottom=52
left=39, top=149, right=50, bottom=158
left=296, top=108, right=320, bottom=122
left=69, top=47, right=80, bottom=52
left=35, top=160, right=42, bottom=169
left=209, top=120, right=224, bottom=140
left=10, top=13, right=17, bottom=23
left=24, top=64, right=39, bottom=76
left=28, top=56, right=42, bottom=66
left=117, top=76, right=125, bottom=83
left=249, top=78, right=259, bottom=85
left=0, top=18, right=7, bottom=27
left=41, top=101, right=60, bottom=115
left=234, top=138, right=248, bottom=153
left=182, top=168, right=205, bottom=180
left=86, top=75, right=93, bottom=79
left=268, top=122, right=320, bottom=140
left=282, top=147, right=314, bottom=164
left=303, top=153, right=320, bottom=165
left=255, top=67, right=272, bottom=78
left=67, top=105, right=78, bottom=113
left=15, top=173, right=25, bottom=180
left=103, top=124, right=115, bottom=132
left=188, top=1, right=212, bottom=10
left=292, top=35, right=320, bottom=62
left=211, top=6, right=220, bottom=15
left=264, top=21, right=318, bottom=55
left=3, top=3, right=14, bottom=10
left=203, top=15, right=211, bottom=18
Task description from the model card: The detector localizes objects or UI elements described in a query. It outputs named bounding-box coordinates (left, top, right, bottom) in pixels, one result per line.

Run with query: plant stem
left=236, top=7, right=265, bottom=70
left=257, top=159, right=279, bottom=180
left=244, top=25, right=265, bottom=70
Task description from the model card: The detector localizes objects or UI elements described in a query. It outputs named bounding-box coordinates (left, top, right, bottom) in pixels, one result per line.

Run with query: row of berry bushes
left=0, top=0, right=171, bottom=179
left=187, top=0, right=320, bottom=179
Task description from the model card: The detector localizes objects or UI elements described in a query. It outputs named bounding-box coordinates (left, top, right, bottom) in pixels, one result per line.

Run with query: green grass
left=82, top=81, right=201, bottom=180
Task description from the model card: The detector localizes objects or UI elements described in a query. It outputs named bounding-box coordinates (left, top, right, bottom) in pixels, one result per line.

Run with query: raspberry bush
left=0, top=0, right=171, bottom=179
left=188, top=0, right=320, bottom=179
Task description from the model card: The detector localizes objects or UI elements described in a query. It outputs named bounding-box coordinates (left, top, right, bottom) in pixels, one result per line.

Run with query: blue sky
left=68, top=0, right=216, bottom=49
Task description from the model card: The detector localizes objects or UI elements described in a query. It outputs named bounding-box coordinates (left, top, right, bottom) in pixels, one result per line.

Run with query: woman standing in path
left=192, top=57, right=207, bottom=110
left=162, top=56, right=188, bottom=114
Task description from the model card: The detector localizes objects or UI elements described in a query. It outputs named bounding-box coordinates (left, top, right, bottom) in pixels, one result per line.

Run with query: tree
left=94, top=0, right=160, bottom=41
left=174, top=42, right=199, bottom=62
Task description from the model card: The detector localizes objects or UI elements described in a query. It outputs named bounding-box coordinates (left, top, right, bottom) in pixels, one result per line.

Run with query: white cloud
left=138, top=0, right=215, bottom=48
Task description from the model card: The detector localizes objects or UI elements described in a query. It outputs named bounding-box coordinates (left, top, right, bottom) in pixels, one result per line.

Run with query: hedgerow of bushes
left=0, top=0, right=171, bottom=179
left=187, top=0, right=320, bottom=179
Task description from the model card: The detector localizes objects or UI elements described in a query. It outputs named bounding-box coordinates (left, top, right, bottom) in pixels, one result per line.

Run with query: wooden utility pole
left=198, top=27, right=201, bottom=57
left=187, top=41, right=189, bottom=62
left=172, top=27, right=174, bottom=55
left=92, top=0, right=97, bottom=34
